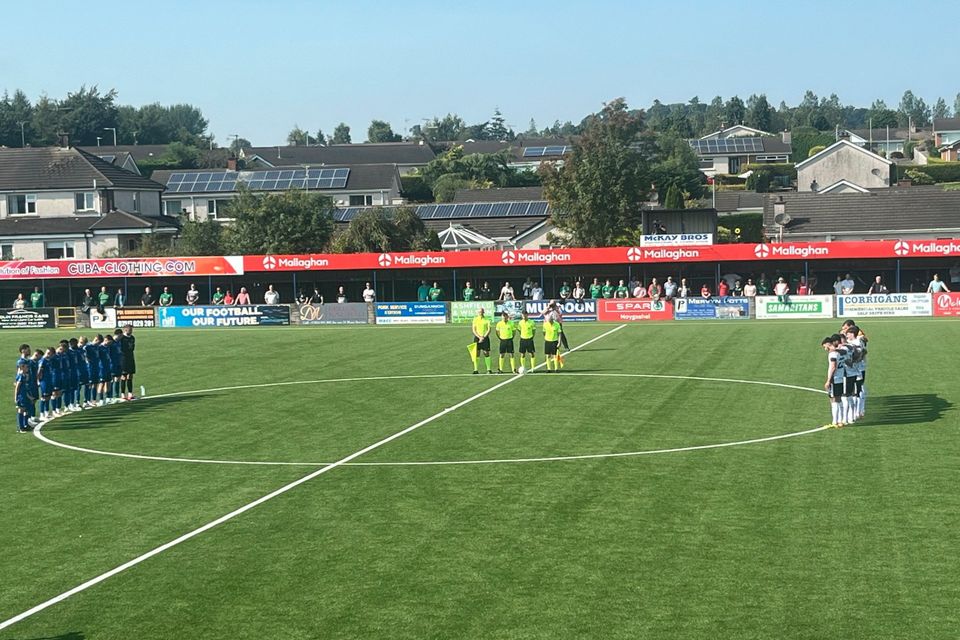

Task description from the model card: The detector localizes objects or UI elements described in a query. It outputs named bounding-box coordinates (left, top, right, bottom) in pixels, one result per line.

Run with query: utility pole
left=104, top=127, right=117, bottom=146
left=16, top=121, right=26, bottom=147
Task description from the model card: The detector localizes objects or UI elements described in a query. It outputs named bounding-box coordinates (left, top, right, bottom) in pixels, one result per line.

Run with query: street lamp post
left=96, top=136, right=102, bottom=147
left=16, top=121, right=26, bottom=147
left=104, top=127, right=117, bottom=146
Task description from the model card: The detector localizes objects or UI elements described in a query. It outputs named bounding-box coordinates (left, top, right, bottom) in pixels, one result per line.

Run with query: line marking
left=1, top=324, right=625, bottom=632
left=35, top=373, right=826, bottom=467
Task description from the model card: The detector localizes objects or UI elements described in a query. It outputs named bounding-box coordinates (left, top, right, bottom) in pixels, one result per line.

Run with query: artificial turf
left=0, top=320, right=957, bottom=639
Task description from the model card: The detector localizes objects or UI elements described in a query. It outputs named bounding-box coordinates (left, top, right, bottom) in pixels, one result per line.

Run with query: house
left=842, top=127, right=928, bottom=157
left=701, top=190, right=765, bottom=215
left=688, top=128, right=792, bottom=176
left=458, top=138, right=575, bottom=172
left=934, top=118, right=960, bottom=160
left=239, top=142, right=435, bottom=175
left=151, top=164, right=404, bottom=220
left=0, top=146, right=176, bottom=260
left=795, top=140, right=894, bottom=192
left=939, top=139, right=960, bottom=162
left=762, top=185, right=960, bottom=242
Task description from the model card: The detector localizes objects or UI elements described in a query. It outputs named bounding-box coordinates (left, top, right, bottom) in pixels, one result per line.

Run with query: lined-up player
left=821, top=335, right=847, bottom=428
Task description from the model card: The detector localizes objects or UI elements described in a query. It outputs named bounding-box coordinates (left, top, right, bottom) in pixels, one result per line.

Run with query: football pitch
left=1, top=320, right=958, bottom=639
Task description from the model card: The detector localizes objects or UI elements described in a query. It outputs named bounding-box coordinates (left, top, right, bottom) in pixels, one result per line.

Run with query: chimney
left=897, top=180, right=912, bottom=187
left=781, top=130, right=792, bottom=145
left=226, top=157, right=237, bottom=171
left=57, top=133, right=70, bottom=148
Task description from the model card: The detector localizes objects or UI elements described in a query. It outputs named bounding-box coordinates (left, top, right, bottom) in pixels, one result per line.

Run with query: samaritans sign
left=755, top=295, right=834, bottom=319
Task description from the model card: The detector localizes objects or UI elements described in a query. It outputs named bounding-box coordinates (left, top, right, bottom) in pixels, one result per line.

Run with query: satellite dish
left=774, top=212, right=792, bottom=226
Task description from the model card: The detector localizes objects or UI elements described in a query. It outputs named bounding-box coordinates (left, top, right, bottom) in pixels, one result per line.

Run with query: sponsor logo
left=378, top=253, right=392, bottom=267
left=610, top=300, right=661, bottom=312
left=66, top=260, right=198, bottom=276
left=0, top=265, right=61, bottom=277
left=509, top=251, right=572, bottom=265
left=904, top=240, right=960, bottom=256
left=501, top=250, right=516, bottom=265
left=844, top=294, right=908, bottom=304
left=262, top=256, right=276, bottom=270
left=936, top=293, right=959, bottom=309
left=765, top=301, right=823, bottom=314
left=754, top=243, right=770, bottom=258
left=769, top=245, right=829, bottom=258
left=893, top=240, right=910, bottom=256
left=643, top=248, right=700, bottom=261
left=277, top=256, right=329, bottom=269
left=388, top=254, right=446, bottom=267
left=640, top=234, right=713, bottom=247
left=627, top=247, right=642, bottom=262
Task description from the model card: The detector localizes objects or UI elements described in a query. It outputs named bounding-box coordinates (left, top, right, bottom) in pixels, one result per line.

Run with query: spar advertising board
left=932, top=292, right=960, bottom=317
left=836, top=294, right=932, bottom=318
left=0, top=307, right=55, bottom=329
left=450, top=301, right=495, bottom=323
left=524, top=299, right=598, bottom=322
left=674, top=297, right=750, bottom=320
left=598, top=299, right=673, bottom=321
left=157, top=305, right=291, bottom=327
left=755, top=295, right=834, bottom=319
left=375, top=302, right=446, bottom=324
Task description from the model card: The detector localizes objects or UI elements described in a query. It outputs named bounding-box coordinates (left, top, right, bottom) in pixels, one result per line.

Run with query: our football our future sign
left=158, top=305, right=291, bottom=327
left=598, top=299, right=673, bottom=322
left=755, top=295, right=834, bottom=319
left=673, top=297, right=750, bottom=320
left=523, top=299, right=597, bottom=322
left=836, top=294, right=932, bottom=318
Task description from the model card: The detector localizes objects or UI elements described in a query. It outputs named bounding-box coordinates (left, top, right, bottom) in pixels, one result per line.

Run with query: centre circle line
left=34, top=372, right=828, bottom=467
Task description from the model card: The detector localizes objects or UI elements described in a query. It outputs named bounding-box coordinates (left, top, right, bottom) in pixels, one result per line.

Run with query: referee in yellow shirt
left=543, top=315, right=561, bottom=372
left=495, top=312, right=516, bottom=374
left=471, top=307, right=493, bottom=374
left=517, top=310, right=536, bottom=372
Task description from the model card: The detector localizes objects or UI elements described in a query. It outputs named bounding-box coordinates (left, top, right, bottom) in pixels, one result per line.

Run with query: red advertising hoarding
left=0, top=256, right=243, bottom=280
left=932, top=292, right=960, bottom=317
left=598, top=299, right=674, bottom=322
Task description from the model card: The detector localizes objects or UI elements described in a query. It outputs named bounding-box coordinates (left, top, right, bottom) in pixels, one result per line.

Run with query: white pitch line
left=34, top=373, right=826, bottom=468
left=0, top=324, right=625, bottom=632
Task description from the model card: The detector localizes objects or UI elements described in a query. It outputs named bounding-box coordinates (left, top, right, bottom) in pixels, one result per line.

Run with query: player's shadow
left=10, top=633, right=85, bottom=640
left=864, top=394, right=953, bottom=427
left=41, top=395, right=213, bottom=431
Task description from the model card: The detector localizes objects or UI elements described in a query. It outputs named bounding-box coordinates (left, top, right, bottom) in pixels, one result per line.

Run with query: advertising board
left=523, top=299, right=598, bottom=322
left=0, top=307, right=56, bottom=329
left=598, top=299, right=673, bottom=322
left=297, top=303, right=368, bottom=325
left=374, top=302, right=446, bottom=324
left=89, top=307, right=117, bottom=329
left=836, top=294, right=932, bottom=318
left=932, top=292, right=960, bottom=317
left=450, top=301, right=495, bottom=323
left=674, top=297, right=750, bottom=320
left=755, top=295, right=834, bottom=319
left=157, top=305, right=290, bottom=328
left=494, top=300, right=526, bottom=321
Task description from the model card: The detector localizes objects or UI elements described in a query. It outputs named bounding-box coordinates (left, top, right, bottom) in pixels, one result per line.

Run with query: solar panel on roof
left=435, top=204, right=455, bottom=218
left=453, top=204, right=472, bottom=217
left=490, top=203, right=510, bottom=216
left=528, top=201, right=548, bottom=216
left=544, top=146, right=565, bottom=155
left=508, top=202, right=528, bottom=216
left=472, top=203, right=492, bottom=216
left=523, top=147, right=545, bottom=157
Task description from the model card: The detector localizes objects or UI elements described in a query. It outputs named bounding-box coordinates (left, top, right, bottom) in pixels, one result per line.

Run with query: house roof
left=151, top=163, right=400, bottom=194
left=794, top=139, right=893, bottom=170
left=700, top=125, right=774, bottom=139
left=934, top=118, right=960, bottom=131
left=844, top=128, right=928, bottom=142
left=77, top=144, right=173, bottom=163
left=241, top=142, right=435, bottom=167
left=817, top=179, right=871, bottom=194
left=457, top=137, right=574, bottom=162
left=688, top=136, right=791, bottom=157
left=0, top=147, right=165, bottom=192
left=938, top=139, right=960, bottom=151
left=706, top=190, right=766, bottom=212
left=0, top=211, right=179, bottom=237
left=453, top=187, right=544, bottom=202
left=421, top=216, right=546, bottom=241
left=762, top=186, right=960, bottom=237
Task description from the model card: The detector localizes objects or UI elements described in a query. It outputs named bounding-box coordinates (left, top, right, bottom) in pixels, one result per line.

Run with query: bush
left=903, top=140, right=916, bottom=160
left=400, top=175, right=433, bottom=202
left=915, top=162, right=960, bottom=182
left=717, top=212, right=763, bottom=243
left=807, top=145, right=826, bottom=157
left=904, top=169, right=934, bottom=185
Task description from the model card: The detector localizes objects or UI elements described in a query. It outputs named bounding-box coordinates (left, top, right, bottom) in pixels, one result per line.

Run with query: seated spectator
left=223, top=290, right=235, bottom=305
left=663, top=276, right=677, bottom=300
left=235, top=287, right=251, bottom=305
left=632, top=282, right=647, bottom=298
left=774, top=277, right=790, bottom=303
left=648, top=278, right=661, bottom=301
left=700, top=283, right=711, bottom=298
left=718, top=279, right=729, bottom=297
left=743, top=279, right=757, bottom=297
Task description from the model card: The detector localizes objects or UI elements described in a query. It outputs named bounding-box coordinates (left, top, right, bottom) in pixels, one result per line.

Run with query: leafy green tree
left=523, top=118, right=539, bottom=137
left=431, top=174, right=472, bottom=202
left=898, top=90, right=930, bottom=126
left=315, top=128, right=326, bottom=145
left=687, top=97, right=706, bottom=135
left=541, top=98, right=651, bottom=247
left=176, top=219, right=224, bottom=255
left=287, top=125, right=308, bottom=146
left=58, top=85, right=119, bottom=146
left=704, top=96, right=724, bottom=132
left=867, top=100, right=898, bottom=128
left=30, top=96, right=60, bottom=146
left=228, top=137, right=251, bottom=154
left=392, top=206, right=441, bottom=250
left=367, top=120, right=402, bottom=143
left=651, top=133, right=704, bottom=203
left=745, top=94, right=773, bottom=132
left=0, top=90, right=33, bottom=147
left=331, top=122, right=351, bottom=144
left=332, top=207, right=440, bottom=252
left=225, top=188, right=335, bottom=254
left=932, top=97, right=950, bottom=120
left=663, top=183, right=684, bottom=209
left=724, top=96, right=746, bottom=126
left=487, top=108, right=513, bottom=141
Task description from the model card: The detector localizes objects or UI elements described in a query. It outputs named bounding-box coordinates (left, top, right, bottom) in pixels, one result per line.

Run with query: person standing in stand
left=462, top=281, right=475, bottom=301
left=114, top=288, right=126, bottom=308
left=158, top=287, right=173, bottom=307
left=867, top=276, right=889, bottom=295
left=141, top=286, right=155, bottom=306
left=29, top=286, right=43, bottom=309
left=264, top=285, right=280, bottom=305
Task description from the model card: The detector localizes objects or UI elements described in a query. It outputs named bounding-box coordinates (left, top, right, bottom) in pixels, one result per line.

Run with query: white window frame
left=44, top=241, right=76, bottom=259
left=349, top=194, right=373, bottom=206
left=1, top=243, right=13, bottom=260
left=75, top=192, right=96, bottom=211
left=207, top=199, right=232, bottom=220
left=7, top=194, right=37, bottom=215
left=164, top=200, right=183, bottom=216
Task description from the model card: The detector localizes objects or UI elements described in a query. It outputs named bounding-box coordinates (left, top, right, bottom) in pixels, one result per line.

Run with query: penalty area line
left=0, top=324, right=625, bottom=632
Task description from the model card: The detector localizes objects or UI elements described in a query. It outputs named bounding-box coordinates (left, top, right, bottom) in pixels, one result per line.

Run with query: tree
left=724, top=96, right=746, bottom=126
left=954, top=94, right=960, bottom=121
left=663, top=183, right=684, bottom=209
left=541, top=98, right=651, bottom=247
left=487, top=108, right=513, bottom=141
left=704, top=96, right=724, bottom=133
left=177, top=219, right=224, bottom=255
left=367, top=120, right=401, bottom=143
left=58, top=85, right=119, bottom=146
left=745, top=94, right=773, bottom=132
left=392, top=207, right=440, bottom=250
left=897, top=90, right=930, bottom=126
left=225, top=188, right=335, bottom=254
left=229, top=137, right=251, bottom=154
left=523, top=118, right=539, bottom=137
left=651, top=133, right=704, bottom=204
left=331, top=206, right=440, bottom=252
left=431, top=174, right=472, bottom=202
left=807, top=145, right=827, bottom=157
left=331, top=122, right=351, bottom=144
left=933, top=97, right=950, bottom=121
left=287, top=125, right=308, bottom=146
left=866, top=100, right=898, bottom=129
left=315, top=128, right=326, bottom=145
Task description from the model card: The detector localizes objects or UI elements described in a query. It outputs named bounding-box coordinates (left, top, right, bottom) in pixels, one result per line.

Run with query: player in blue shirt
left=98, top=334, right=113, bottom=405
left=37, top=347, right=56, bottom=420
left=58, top=340, right=77, bottom=413
left=77, top=336, right=92, bottom=407
left=14, top=362, right=34, bottom=433
left=29, top=349, right=41, bottom=413
left=50, top=343, right=68, bottom=416
left=84, top=335, right=101, bottom=406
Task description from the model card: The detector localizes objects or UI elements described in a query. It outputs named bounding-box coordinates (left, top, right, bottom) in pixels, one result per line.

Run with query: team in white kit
left=821, top=319, right=868, bottom=428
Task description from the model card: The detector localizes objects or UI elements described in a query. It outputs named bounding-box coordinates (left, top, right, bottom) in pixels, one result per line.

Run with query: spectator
left=295, top=290, right=308, bottom=305
left=648, top=278, right=661, bottom=301
left=601, top=279, right=615, bottom=299
left=499, top=281, right=515, bottom=301
left=572, top=281, right=586, bottom=302
left=774, top=276, right=790, bottom=303
left=796, top=276, right=810, bottom=295
left=678, top=278, right=690, bottom=298
left=757, top=273, right=771, bottom=296
left=867, top=276, right=889, bottom=295
left=614, top=279, right=630, bottom=298
left=478, top=281, right=493, bottom=300
left=29, top=286, right=43, bottom=308
left=223, top=290, right=235, bottom=305
left=700, top=283, right=711, bottom=298
left=462, top=281, right=475, bottom=301
left=832, top=275, right=844, bottom=296
left=264, top=284, right=280, bottom=305
left=428, top=281, right=443, bottom=301
left=235, top=287, right=251, bottom=305
left=840, top=273, right=856, bottom=294
left=97, top=286, right=110, bottom=309
left=530, top=282, right=544, bottom=301
left=311, top=286, right=322, bottom=303
left=81, top=288, right=95, bottom=313
left=743, top=278, right=757, bottom=297
left=927, top=273, right=951, bottom=293
left=335, top=286, right=347, bottom=303
left=141, top=286, right=155, bottom=306
left=522, top=277, right=535, bottom=300
left=718, top=279, right=729, bottom=297
left=663, top=276, right=677, bottom=300
left=13, top=293, right=26, bottom=309
left=186, top=284, right=200, bottom=305
left=212, top=287, right=226, bottom=304
left=114, top=288, right=125, bottom=307
left=588, top=278, right=602, bottom=300
left=722, top=272, right=742, bottom=290
left=362, top=282, right=376, bottom=303
left=558, top=281, right=571, bottom=301
left=732, top=280, right=744, bottom=297
left=417, top=280, right=430, bottom=302
left=632, top=281, right=647, bottom=298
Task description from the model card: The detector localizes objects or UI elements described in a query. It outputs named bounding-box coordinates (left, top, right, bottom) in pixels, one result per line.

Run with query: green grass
left=1, top=320, right=958, bottom=639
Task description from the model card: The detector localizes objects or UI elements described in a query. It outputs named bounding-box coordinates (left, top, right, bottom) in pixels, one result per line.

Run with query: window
left=7, top=194, right=37, bottom=215
left=44, top=241, right=75, bottom=259
left=165, top=200, right=184, bottom=216
left=207, top=199, right=232, bottom=219
left=1, top=244, right=13, bottom=260
left=126, top=237, right=141, bottom=253
left=132, top=191, right=140, bottom=213
left=75, top=192, right=96, bottom=211
left=349, top=194, right=373, bottom=206
left=698, top=158, right=715, bottom=169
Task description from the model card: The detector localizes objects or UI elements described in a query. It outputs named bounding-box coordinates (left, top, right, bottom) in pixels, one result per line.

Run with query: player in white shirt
left=362, top=282, right=376, bottom=303
left=821, top=335, right=847, bottom=428
left=841, top=321, right=868, bottom=419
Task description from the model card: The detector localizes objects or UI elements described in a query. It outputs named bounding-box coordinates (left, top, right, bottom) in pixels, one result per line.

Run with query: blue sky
left=2, top=0, right=957, bottom=145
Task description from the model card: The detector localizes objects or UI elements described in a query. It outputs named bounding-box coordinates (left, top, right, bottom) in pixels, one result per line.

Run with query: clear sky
left=3, top=0, right=957, bottom=145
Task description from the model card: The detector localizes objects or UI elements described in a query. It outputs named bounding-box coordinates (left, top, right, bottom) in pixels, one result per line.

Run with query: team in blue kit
left=13, top=325, right=139, bottom=431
